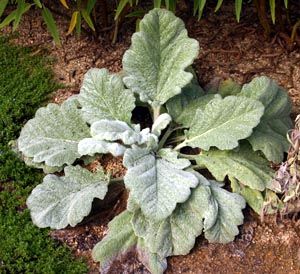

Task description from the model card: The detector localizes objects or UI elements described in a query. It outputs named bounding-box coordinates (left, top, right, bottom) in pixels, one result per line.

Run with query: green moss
left=0, top=36, right=89, bottom=273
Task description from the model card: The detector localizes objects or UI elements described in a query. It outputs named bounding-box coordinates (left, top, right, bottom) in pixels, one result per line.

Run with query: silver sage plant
left=17, top=8, right=293, bottom=274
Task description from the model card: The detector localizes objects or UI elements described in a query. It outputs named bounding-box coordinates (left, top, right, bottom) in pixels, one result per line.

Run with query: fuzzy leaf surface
left=239, top=76, right=293, bottom=163
left=184, top=96, right=264, bottom=150
left=123, top=147, right=198, bottom=221
left=195, top=143, right=275, bottom=191
left=26, top=165, right=109, bottom=229
left=91, top=120, right=142, bottom=145
left=122, top=8, right=199, bottom=107
left=78, top=68, right=135, bottom=124
left=18, top=98, right=90, bottom=167
left=203, top=181, right=245, bottom=243
left=151, top=113, right=172, bottom=137
left=166, top=80, right=216, bottom=127
left=137, top=239, right=167, bottom=274
left=92, top=211, right=138, bottom=272
left=132, top=190, right=204, bottom=258
left=78, top=138, right=126, bottom=157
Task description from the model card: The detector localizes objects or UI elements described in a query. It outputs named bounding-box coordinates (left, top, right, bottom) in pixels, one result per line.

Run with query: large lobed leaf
left=18, top=98, right=90, bottom=168
left=78, top=68, right=135, bottom=124
left=203, top=181, right=245, bottom=243
left=195, top=142, right=275, bottom=191
left=183, top=96, right=264, bottom=150
left=122, top=8, right=199, bottom=107
left=123, top=147, right=198, bottom=221
left=239, top=76, right=293, bottom=163
left=132, top=173, right=245, bottom=259
left=26, top=165, right=109, bottom=229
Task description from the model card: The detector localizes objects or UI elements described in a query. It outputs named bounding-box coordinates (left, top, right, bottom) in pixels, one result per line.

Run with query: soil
left=2, top=1, right=300, bottom=273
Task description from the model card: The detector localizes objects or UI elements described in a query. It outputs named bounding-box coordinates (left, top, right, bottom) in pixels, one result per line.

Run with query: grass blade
left=41, top=7, right=61, bottom=45
left=67, top=11, right=79, bottom=35
left=0, top=0, right=9, bottom=18
left=235, top=0, right=242, bottom=22
left=81, top=9, right=95, bottom=31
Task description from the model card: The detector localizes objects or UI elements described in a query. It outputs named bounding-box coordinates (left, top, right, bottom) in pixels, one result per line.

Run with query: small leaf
left=123, top=147, right=198, bottom=221
left=183, top=96, right=264, bottom=150
left=41, top=7, right=61, bottom=45
left=78, top=68, right=135, bottom=125
left=123, top=8, right=199, bottom=107
left=91, top=120, right=142, bottom=145
left=195, top=142, right=275, bottom=191
left=207, top=78, right=241, bottom=97
left=59, top=0, right=69, bottom=9
left=92, top=211, right=138, bottom=272
left=151, top=113, right=171, bottom=137
left=239, top=76, right=293, bottom=163
left=27, top=165, right=109, bottom=229
left=78, top=138, right=126, bottom=157
left=67, top=11, right=79, bottom=35
left=241, top=186, right=264, bottom=214
left=18, top=98, right=90, bottom=167
left=81, top=9, right=95, bottom=31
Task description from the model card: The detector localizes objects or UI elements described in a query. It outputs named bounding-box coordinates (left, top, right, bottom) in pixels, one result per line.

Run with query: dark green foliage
left=0, top=36, right=89, bottom=273
left=0, top=36, right=58, bottom=144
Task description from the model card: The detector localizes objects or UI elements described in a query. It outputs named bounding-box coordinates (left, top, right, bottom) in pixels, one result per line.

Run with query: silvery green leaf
left=203, top=181, right=245, bottom=243
left=168, top=94, right=218, bottom=127
left=132, top=189, right=204, bottom=258
left=122, top=8, right=199, bottom=107
left=151, top=113, right=172, bottom=137
left=91, top=120, right=142, bottom=145
left=23, top=156, right=63, bottom=173
left=92, top=211, right=138, bottom=272
left=157, top=148, right=191, bottom=169
left=183, top=96, right=264, bottom=150
left=18, top=98, right=90, bottom=167
left=137, top=239, right=167, bottom=274
left=26, top=165, right=109, bottom=229
left=78, top=138, right=126, bottom=157
left=78, top=68, right=135, bottom=124
left=239, top=76, right=293, bottom=163
left=123, top=147, right=198, bottom=221
left=195, top=142, right=275, bottom=191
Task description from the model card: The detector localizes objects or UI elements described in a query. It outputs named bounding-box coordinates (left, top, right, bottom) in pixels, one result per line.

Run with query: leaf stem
left=153, top=105, right=161, bottom=122
left=179, top=153, right=197, bottom=161
left=174, top=140, right=187, bottom=151
left=158, top=126, right=173, bottom=150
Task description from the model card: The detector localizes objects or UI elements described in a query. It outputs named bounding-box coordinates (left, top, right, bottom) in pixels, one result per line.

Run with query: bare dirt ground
left=2, top=1, right=300, bottom=273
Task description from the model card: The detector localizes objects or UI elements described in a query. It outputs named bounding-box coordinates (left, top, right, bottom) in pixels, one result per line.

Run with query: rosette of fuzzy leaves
left=17, top=7, right=294, bottom=274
